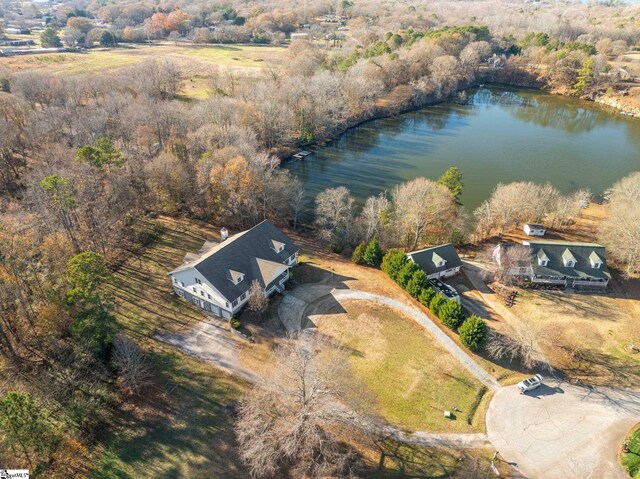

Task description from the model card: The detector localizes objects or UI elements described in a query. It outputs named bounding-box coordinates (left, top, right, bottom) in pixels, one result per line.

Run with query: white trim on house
left=524, top=224, right=546, bottom=236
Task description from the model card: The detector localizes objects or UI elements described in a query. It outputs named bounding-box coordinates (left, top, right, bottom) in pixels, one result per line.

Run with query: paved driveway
left=487, top=379, right=640, bottom=479
left=157, top=317, right=258, bottom=383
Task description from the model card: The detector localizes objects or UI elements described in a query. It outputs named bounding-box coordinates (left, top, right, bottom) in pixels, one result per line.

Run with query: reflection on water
left=286, top=85, right=640, bottom=210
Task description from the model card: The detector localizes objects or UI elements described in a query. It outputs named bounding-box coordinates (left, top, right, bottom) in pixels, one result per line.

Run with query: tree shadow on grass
left=368, top=440, right=476, bottom=479
left=90, top=348, right=248, bottom=479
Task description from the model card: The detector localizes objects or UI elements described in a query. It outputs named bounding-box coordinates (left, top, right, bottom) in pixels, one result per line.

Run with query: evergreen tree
left=40, top=27, right=62, bottom=48
left=437, top=167, right=464, bottom=204
left=0, top=391, right=54, bottom=466
left=459, top=315, right=488, bottom=351
left=76, top=137, right=125, bottom=170
left=406, top=270, right=429, bottom=298
left=429, top=293, right=447, bottom=317
left=418, top=287, right=435, bottom=307
left=351, top=242, right=366, bottom=264
left=362, top=237, right=384, bottom=267
left=438, top=299, right=465, bottom=330
left=396, top=261, right=419, bottom=288
left=381, top=250, right=408, bottom=282
left=65, top=252, right=118, bottom=358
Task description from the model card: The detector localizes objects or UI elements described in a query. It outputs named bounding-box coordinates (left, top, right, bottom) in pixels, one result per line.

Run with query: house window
left=232, top=299, right=238, bottom=307
left=200, top=290, right=205, bottom=297
left=192, top=287, right=196, bottom=293
left=207, top=293, right=211, bottom=300
left=241, top=292, right=246, bottom=301
left=195, top=278, right=202, bottom=285
left=225, top=301, right=230, bottom=308
left=181, top=282, right=185, bottom=287
left=173, top=277, right=177, bottom=284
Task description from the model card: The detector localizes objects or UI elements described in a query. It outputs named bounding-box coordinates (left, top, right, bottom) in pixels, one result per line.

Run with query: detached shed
left=524, top=224, right=546, bottom=236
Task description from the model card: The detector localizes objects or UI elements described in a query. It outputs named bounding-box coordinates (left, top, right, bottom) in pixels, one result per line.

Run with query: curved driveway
left=324, top=288, right=640, bottom=478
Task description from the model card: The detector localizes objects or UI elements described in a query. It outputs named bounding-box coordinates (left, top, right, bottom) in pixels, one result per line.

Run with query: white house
left=524, top=223, right=546, bottom=236
left=168, top=220, right=299, bottom=318
left=407, top=243, right=463, bottom=279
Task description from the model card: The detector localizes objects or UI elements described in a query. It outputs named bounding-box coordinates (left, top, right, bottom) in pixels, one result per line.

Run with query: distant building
left=291, top=32, right=310, bottom=40
left=408, top=243, right=463, bottom=279
left=524, top=223, right=546, bottom=236
left=168, top=220, right=300, bottom=318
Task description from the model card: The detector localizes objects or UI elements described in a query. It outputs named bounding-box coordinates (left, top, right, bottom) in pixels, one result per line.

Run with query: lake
left=285, top=85, right=640, bottom=210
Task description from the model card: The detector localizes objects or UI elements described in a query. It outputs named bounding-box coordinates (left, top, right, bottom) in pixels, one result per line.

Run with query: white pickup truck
left=517, top=374, right=544, bottom=393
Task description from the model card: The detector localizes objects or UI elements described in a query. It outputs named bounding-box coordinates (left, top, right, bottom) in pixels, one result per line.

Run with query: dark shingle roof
left=171, top=220, right=299, bottom=301
left=408, top=244, right=462, bottom=276
left=526, top=240, right=611, bottom=280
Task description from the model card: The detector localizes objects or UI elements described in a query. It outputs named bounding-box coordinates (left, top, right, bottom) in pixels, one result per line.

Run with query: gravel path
left=331, top=289, right=501, bottom=391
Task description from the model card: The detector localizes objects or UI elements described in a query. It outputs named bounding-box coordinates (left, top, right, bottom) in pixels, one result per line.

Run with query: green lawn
left=622, top=425, right=640, bottom=478
left=91, top=216, right=493, bottom=477
left=91, top=216, right=249, bottom=478
left=315, top=300, right=489, bottom=433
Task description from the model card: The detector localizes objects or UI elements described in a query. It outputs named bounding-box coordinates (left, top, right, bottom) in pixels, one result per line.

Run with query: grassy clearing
left=92, top=216, right=248, bottom=478
left=94, top=216, right=496, bottom=478
left=0, top=44, right=286, bottom=76
left=314, top=300, right=487, bottom=433
left=291, top=230, right=518, bottom=384
left=622, top=425, right=640, bottom=479
left=180, top=44, right=285, bottom=67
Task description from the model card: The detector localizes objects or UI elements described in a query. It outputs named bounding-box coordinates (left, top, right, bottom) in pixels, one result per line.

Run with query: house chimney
left=220, top=227, right=228, bottom=241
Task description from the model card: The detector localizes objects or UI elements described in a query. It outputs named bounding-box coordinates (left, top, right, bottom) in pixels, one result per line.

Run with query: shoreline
left=282, top=74, right=640, bottom=163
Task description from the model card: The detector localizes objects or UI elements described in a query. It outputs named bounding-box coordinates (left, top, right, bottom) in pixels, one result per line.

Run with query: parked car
left=517, top=374, right=544, bottom=393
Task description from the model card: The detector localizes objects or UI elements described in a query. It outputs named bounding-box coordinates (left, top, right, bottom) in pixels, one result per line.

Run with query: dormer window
left=271, top=239, right=285, bottom=253
left=432, top=252, right=446, bottom=268
left=537, top=249, right=549, bottom=267
left=589, top=251, right=602, bottom=269
left=195, top=278, right=202, bottom=285
left=562, top=248, right=576, bottom=268
left=229, top=270, right=244, bottom=284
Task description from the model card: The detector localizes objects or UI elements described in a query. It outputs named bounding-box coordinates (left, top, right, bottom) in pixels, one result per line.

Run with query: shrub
left=459, top=315, right=488, bottom=351
left=429, top=293, right=447, bottom=317
left=439, top=299, right=465, bottom=331
left=230, top=319, right=241, bottom=330
left=381, top=250, right=408, bottom=282
left=330, top=243, right=344, bottom=254
left=406, top=270, right=429, bottom=298
left=418, top=287, right=435, bottom=307
left=396, top=261, right=419, bottom=288
left=351, top=242, right=366, bottom=264
left=363, top=237, right=384, bottom=267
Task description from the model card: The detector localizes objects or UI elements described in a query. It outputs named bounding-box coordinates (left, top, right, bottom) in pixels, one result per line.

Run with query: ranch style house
left=496, top=240, right=611, bottom=290
left=168, top=220, right=299, bottom=318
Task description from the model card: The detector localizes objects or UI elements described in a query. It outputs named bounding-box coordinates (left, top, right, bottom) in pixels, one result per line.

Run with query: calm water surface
left=285, top=85, right=640, bottom=209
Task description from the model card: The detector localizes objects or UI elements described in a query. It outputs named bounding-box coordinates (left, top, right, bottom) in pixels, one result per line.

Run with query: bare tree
left=314, top=186, right=355, bottom=247
left=235, top=336, right=372, bottom=479
left=491, top=243, right=532, bottom=287
left=392, top=178, right=456, bottom=250
left=247, top=279, right=269, bottom=318
left=112, top=335, right=152, bottom=396
left=358, top=193, right=389, bottom=243
left=600, top=172, right=640, bottom=276
left=487, top=327, right=551, bottom=371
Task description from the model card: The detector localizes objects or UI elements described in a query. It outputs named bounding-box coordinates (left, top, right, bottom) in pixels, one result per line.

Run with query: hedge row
left=381, top=249, right=487, bottom=351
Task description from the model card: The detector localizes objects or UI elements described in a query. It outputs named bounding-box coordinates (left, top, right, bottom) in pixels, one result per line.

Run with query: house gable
left=526, top=240, right=611, bottom=282
left=169, top=220, right=300, bottom=310
left=408, top=243, right=462, bottom=277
